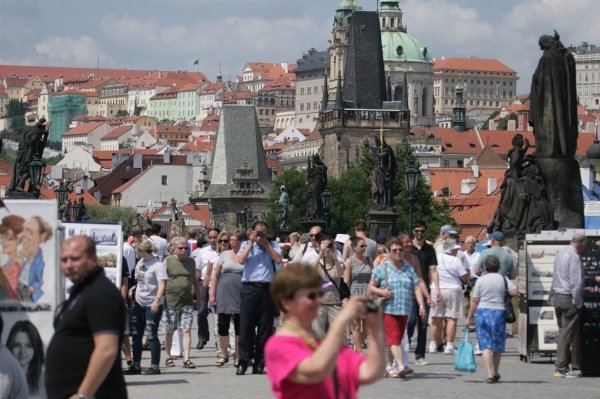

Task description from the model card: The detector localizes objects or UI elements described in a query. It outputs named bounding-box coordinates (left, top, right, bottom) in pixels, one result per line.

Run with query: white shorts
left=430, top=288, right=463, bottom=319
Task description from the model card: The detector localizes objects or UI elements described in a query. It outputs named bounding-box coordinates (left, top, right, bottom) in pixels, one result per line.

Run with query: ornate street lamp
left=71, top=200, right=82, bottom=222
left=321, top=186, right=333, bottom=229
left=29, top=155, right=46, bottom=190
left=55, top=181, right=69, bottom=209
left=404, top=166, right=420, bottom=232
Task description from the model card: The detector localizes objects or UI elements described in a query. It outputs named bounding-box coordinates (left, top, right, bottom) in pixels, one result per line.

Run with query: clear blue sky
left=1, top=0, right=598, bottom=94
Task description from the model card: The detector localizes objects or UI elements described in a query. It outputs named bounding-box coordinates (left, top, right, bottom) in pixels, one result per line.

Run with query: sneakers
left=123, top=366, right=141, bottom=375
left=444, top=343, right=456, bottom=354
left=415, top=358, right=429, bottom=366
left=428, top=342, right=437, bottom=354
left=474, top=343, right=482, bottom=356
left=142, top=367, right=161, bottom=375
left=554, top=370, right=579, bottom=378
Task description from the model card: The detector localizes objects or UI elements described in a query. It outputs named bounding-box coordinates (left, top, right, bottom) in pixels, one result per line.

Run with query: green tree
left=85, top=204, right=137, bottom=234
left=481, top=110, right=500, bottom=130
left=329, top=166, right=370, bottom=234
left=266, top=168, right=307, bottom=233
left=393, top=140, right=454, bottom=241
left=115, top=109, right=129, bottom=118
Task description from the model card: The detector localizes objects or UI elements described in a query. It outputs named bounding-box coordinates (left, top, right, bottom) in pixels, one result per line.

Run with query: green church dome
left=381, top=31, right=433, bottom=63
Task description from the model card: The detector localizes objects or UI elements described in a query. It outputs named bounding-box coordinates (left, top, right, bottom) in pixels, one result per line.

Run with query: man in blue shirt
left=236, top=221, right=282, bottom=375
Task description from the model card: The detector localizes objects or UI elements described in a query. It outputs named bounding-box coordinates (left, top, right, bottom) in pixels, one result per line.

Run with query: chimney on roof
left=281, top=62, right=289, bottom=74
left=471, top=162, right=479, bottom=177
left=487, top=176, right=497, bottom=195
left=164, top=150, right=171, bottom=164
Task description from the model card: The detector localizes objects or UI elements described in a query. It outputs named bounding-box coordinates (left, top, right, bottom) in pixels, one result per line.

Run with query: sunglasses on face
left=305, top=290, right=325, bottom=300
left=219, top=239, right=229, bottom=243
left=390, top=248, right=402, bottom=253
left=413, top=229, right=425, bottom=233
left=176, top=246, right=187, bottom=250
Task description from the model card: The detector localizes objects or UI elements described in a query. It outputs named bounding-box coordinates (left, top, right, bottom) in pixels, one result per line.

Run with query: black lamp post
left=71, top=200, right=82, bottom=221
left=404, top=166, right=419, bottom=232
left=321, top=186, right=333, bottom=229
left=55, top=180, right=72, bottom=221
left=29, top=155, right=45, bottom=192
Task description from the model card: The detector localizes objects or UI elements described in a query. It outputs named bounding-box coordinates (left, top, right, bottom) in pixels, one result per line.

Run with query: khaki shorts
left=163, top=306, right=195, bottom=332
left=430, top=288, right=463, bottom=319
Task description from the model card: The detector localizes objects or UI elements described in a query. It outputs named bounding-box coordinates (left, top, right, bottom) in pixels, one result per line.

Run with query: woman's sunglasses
left=306, top=290, right=325, bottom=300
left=219, top=239, right=229, bottom=244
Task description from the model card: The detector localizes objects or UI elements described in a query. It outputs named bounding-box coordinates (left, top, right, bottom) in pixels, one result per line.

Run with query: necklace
left=282, top=321, right=319, bottom=350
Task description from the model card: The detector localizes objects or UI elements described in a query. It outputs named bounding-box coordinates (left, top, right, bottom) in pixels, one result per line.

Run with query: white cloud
left=98, top=13, right=329, bottom=77
left=34, top=35, right=113, bottom=67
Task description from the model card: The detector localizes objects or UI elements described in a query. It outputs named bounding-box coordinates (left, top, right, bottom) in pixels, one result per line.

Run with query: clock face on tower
left=345, top=16, right=352, bottom=26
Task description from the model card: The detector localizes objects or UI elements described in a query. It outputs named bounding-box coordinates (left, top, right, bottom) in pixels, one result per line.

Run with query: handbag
left=454, top=328, right=477, bottom=373
left=503, top=276, right=516, bottom=323
left=320, top=260, right=350, bottom=300
left=374, top=264, right=389, bottom=307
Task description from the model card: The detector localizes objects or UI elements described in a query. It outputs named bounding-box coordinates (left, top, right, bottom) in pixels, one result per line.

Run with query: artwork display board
left=0, top=199, right=59, bottom=398
left=63, top=222, right=123, bottom=293
left=520, top=229, right=600, bottom=368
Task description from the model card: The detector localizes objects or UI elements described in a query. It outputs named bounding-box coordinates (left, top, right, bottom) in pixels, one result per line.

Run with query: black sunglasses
left=306, top=290, right=325, bottom=300
left=219, top=239, right=229, bottom=243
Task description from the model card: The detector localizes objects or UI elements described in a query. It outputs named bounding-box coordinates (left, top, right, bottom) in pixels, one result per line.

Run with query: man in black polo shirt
left=407, top=220, right=440, bottom=366
left=46, top=236, right=127, bottom=399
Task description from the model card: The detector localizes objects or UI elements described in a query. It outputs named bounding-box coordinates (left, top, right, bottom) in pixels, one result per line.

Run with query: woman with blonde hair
left=126, top=239, right=168, bottom=375
left=209, top=230, right=245, bottom=367
left=265, top=263, right=385, bottom=398
left=345, top=236, right=373, bottom=352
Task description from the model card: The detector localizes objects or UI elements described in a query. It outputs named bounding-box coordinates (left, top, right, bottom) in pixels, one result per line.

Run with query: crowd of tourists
left=8, top=217, right=585, bottom=399
left=112, top=219, right=531, bottom=394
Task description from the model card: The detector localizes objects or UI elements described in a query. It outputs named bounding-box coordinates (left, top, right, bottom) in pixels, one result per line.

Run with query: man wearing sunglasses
left=292, top=225, right=322, bottom=265
left=236, top=221, right=282, bottom=376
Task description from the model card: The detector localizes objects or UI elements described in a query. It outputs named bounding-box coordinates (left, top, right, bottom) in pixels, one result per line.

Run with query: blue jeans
left=131, top=301, right=163, bottom=367
left=407, top=297, right=430, bottom=359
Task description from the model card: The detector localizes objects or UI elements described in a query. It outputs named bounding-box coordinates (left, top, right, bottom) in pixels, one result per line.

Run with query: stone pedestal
left=366, top=209, right=398, bottom=239
left=535, top=158, right=584, bottom=228
left=4, top=190, right=40, bottom=199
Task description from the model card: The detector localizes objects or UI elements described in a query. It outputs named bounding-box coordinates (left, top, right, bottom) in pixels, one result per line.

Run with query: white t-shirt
left=134, top=257, right=168, bottom=307
left=292, top=243, right=343, bottom=265
left=123, top=243, right=136, bottom=275
left=435, top=253, right=467, bottom=290
left=192, top=245, right=218, bottom=280
left=457, top=250, right=480, bottom=276
left=472, top=273, right=516, bottom=310
left=148, top=235, right=168, bottom=260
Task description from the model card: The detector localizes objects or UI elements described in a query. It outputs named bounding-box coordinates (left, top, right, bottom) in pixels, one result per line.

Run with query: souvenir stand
left=519, top=229, right=600, bottom=375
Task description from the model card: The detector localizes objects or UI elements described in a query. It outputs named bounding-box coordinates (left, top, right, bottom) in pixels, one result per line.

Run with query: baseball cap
left=490, top=231, right=505, bottom=241
left=440, top=225, right=458, bottom=235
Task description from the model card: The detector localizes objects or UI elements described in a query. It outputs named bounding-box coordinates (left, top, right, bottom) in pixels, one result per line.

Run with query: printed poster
left=0, top=199, right=59, bottom=398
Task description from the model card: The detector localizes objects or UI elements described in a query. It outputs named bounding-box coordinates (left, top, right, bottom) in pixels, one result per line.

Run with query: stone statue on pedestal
left=369, top=135, right=396, bottom=210
left=10, top=118, right=49, bottom=192
left=306, top=154, right=327, bottom=219
left=277, top=185, right=290, bottom=230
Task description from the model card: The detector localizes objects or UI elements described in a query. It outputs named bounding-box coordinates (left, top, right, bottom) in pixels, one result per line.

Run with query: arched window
left=422, top=87, right=427, bottom=116
left=393, top=85, right=403, bottom=102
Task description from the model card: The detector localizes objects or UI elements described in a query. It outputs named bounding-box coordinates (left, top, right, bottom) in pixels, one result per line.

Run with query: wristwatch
left=77, top=393, right=94, bottom=399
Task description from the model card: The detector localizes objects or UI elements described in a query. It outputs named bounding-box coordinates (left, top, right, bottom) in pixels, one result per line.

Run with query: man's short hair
left=484, top=255, right=501, bottom=273
left=572, top=232, right=586, bottom=245
left=151, top=223, right=162, bottom=235
left=354, top=219, right=368, bottom=233
left=252, top=220, right=268, bottom=230
left=170, top=235, right=187, bottom=247
left=413, top=220, right=427, bottom=230
left=187, top=228, right=197, bottom=239
left=65, top=235, right=96, bottom=258
left=207, top=227, right=220, bottom=236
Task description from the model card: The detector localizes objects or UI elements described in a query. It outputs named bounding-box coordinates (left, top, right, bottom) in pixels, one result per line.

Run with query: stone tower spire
left=452, top=80, right=466, bottom=131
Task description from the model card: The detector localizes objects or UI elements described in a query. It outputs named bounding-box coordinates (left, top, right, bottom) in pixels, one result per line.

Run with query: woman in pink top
left=265, top=264, right=385, bottom=399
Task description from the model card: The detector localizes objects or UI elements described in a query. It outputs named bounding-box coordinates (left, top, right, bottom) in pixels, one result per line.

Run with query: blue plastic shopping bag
left=454, top=328, right=476, bottom=373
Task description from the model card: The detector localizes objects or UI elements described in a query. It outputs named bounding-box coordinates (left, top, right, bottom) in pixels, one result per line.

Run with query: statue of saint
left=10, top=118, right=50, bottom=191
left=370, top=135, right=396, bottom=210
left=277, top=185, right=290, bottom=229
left=530, top=31, right=578, bottom=159
left=306, top=154, right=328, bottom=219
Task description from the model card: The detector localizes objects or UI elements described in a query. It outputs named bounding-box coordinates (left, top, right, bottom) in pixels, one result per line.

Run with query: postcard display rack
left=519, top=229, right=600, bottom=374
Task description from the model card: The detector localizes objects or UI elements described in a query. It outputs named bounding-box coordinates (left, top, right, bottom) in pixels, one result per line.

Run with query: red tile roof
left=151, top=124, right=193, bottom=136
left=466, top=146, right=506, bottom=168
left=40, top=188, right=99, bottom=205
left=101, top=126, right=133, bottom=140
left=63, top=122, right=106, bottom=136
left=3, top=77, right=28, bottom=87
left=434, top=58, right=516, bottom=73
left=266, top=158, right=282, bottom=175
left=426, top=167, right=506, bottom=199
left=0, top=160, right=13, bottom=188
left=477, top=130, right=535, bottom=155
left=73, top=115, right=108, bottom=122
left=181, top=138, right=214, bottom=152
left=430, top=127, right=482, bottom=154
left=182, top=203, right=211, bottom=225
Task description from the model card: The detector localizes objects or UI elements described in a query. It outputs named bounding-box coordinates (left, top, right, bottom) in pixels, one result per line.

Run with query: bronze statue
left=306, top=154, right=327, bottom=219
left=277, top=185, right=290, bottom=230
left=369, top=135, right=396, bottom=210
left=10, top=118, right=49, bottom=192
left=490, top=134, right=554, bottom=239
left=530, top=31, right=578, bottom=159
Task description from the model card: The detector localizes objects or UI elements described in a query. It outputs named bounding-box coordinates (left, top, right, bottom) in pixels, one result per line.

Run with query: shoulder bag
left=374, top=263, right=389, bottom=307
left=503, top=276, right=516, bottom=323
left=320, top=260, right=350, bottom=300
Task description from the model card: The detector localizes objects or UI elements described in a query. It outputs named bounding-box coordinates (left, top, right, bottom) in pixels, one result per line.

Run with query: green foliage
left=85, top=204, right=137, bottom=234
left=0, top=146, right=16, bottom=165
left=266, top=168, right=308, bottom=233
left=6, top=99, right=25, bottom=118
left=481, top=110, right=500, bottom=130
left=329, top=166, right=370, bottom=234
left=393, top=140, right=454, bottom=241
left=115, top=109, right=129, bottom=118
left=133, top=106, right=143, bottom=116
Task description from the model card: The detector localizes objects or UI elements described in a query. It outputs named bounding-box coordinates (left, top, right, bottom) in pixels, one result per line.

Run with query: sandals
left=386, top=369, right=401, bottom=378
left=165, top=357, right=175, bottom=367
left=183, top=360, right=196, bottom=369
left=216, top=355, right=229, bottom=367
left=486, top=377, right=495, bottom=384
left=493, top=374, right=501, bottom=382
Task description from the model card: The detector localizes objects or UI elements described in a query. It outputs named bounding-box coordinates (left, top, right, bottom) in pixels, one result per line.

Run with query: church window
left=300, top=88, right=305, bottom=95
left=390, top=18, right=395, bottom=27
left=307, top=87, right=312, bottom=95
left=382, top=18, right=386, bottom=27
